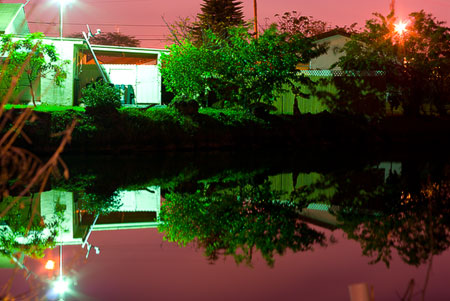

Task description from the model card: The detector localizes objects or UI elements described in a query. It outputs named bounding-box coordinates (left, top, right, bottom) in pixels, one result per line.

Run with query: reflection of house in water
left=40, top=188, right=161, bottom=245
left=270, top=172, right=339, bottom=229
left=269, top=162, right=402, bottom=229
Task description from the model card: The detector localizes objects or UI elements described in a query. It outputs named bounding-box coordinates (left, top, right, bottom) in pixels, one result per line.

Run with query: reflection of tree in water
left=159, top=179, right=326, bottom=267
left=291, top=160, right=450, bottom=268
left=0, top=196, right=65, bottom=258
left=345, top=181, right=449, bottom=265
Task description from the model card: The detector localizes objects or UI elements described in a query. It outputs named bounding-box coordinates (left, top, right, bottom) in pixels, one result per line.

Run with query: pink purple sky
left=2, top=228, right=450, bottom=300
left=9, top=0, right=450, bottom=48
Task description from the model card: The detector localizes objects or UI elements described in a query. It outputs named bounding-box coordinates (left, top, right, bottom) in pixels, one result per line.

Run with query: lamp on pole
left=58, top=0, right=73, bottom=39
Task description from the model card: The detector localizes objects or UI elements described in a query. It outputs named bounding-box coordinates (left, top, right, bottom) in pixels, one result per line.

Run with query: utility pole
left=253, top=0, right=258, bottom=38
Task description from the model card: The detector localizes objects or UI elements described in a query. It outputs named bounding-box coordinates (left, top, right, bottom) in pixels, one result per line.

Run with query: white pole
left=59, top=2, right=63, bottom=39
left=59, top=243, right=63, bottom=279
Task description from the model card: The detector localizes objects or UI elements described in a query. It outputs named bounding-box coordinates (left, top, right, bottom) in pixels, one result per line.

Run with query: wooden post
left=253, top=0, right=258, bottom=38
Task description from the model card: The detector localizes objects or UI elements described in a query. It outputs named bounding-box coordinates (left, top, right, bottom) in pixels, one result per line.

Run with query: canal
left=0, top=149, right=449, bottom=300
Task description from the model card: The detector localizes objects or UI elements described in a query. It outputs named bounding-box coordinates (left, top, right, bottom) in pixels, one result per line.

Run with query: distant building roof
left=313, top=28, right=352, bottom=41
left=0, top=3, right=30, bottom=35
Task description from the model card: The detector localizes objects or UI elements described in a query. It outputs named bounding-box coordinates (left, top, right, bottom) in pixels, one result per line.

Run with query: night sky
left=6, top=0, right=450, bottom=48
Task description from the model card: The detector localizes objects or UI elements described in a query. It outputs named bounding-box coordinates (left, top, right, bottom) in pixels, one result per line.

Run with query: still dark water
left=0, top=150, right=449, bottom=300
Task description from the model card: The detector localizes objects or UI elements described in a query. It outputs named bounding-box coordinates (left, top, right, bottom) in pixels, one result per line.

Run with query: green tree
left=327, top=10, right=450, bottom=117
left=159, top=180, right=326, bottom=266
left=0, top=195, right=66, bottom=259
left=194, top=0, right=244, bottom=42
left=68, top=31, right=140, bottom=47
left=0, top=32, right=69, bottom=106
left=160, top=25, right=326, bottom=108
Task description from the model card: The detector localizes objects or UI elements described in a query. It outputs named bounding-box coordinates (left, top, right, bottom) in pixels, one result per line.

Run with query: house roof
left=0, top=3, right=29, bottom=34
left=313, top=28, right=352, bottom=41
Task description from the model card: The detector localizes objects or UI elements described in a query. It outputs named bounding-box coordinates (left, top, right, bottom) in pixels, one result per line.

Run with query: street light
left=394, top=20, right=408, bottom=37
left=57, top=0, right=74, bottom=39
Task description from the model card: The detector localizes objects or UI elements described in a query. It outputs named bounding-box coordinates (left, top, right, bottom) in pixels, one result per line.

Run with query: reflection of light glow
left=52, top=278, right=70, bottom=295
left=394, top=20, right=408, bottom=36
left=45, top=260, right=55, bottom=270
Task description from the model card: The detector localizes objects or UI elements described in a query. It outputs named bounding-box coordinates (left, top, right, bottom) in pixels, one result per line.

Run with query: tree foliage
left=165, top=16, right=198, bottom=45
left=193, top=0, right=244, bottom=42
left=291, top=159, right=450, bottom=267
left=0, top=196, right=65, bottom=259
left=161, top=25, right=327, bottom=107
left=275, top=11, right=331, bottom=37
left=80, top=81, right=121, bottom=111
left=159, top=179, right=326, bottom=266
left=68, top=32, right=140, bottom=47
left=325, top=10, right=450, bottom=117
left=0, top=32, right=69, bottom=106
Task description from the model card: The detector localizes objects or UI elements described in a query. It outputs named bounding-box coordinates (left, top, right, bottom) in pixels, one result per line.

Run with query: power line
left=83, top=0, right=150, bottom=3
left=132, top=34, right=167, bottom=37
left=28, top=21, right=167, bottom=28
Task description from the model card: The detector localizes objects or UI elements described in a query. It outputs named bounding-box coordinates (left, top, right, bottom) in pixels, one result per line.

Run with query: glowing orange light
left=45, top=260, right=56, bottom=270
left=394, top=20, right=408, bottom=36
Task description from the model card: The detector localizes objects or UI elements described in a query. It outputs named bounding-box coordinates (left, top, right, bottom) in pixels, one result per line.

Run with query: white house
left=0, top=3, right=167, bottom=106
left=0, top=3, right=29, bottom=35
left=40, top=187, right=161, bottom=245
left=308, top=29, right=351, bottom=70
left=39, top=37, right=167, bottom=106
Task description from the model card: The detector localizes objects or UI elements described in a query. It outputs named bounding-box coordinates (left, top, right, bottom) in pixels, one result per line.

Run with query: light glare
left=53, top=278, right=70, bottom=295
left=394, top=20, right=408, bottom=36
left=45, top=260, right=55, bottom=270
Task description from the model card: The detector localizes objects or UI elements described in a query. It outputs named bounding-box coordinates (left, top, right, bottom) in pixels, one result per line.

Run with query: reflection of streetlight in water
left=48, top=213, right=100, bottom=298
left=47, top=243, right=72, bottom=298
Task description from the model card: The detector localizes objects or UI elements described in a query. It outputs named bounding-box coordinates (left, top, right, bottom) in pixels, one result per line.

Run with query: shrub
left=80, top=82, right=121, bottom=111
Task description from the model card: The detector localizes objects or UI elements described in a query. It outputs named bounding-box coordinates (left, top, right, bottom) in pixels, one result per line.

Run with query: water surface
left=0, top=150, right=448, bottom=300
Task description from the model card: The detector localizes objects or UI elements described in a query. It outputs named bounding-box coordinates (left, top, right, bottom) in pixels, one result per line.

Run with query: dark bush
left=169, top=96, right=199, bottom=115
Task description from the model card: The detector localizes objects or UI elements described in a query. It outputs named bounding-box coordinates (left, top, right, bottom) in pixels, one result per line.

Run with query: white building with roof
left=0, top=3, right=167, bottom=106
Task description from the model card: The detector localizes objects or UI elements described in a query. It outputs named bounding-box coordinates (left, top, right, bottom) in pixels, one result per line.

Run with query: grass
left=4, top=104, right=85, bottom=112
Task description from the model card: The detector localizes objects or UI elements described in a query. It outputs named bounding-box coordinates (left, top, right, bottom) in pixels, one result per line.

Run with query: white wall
left=310, top=35, right=351, bottom=70
left=103, top=64, right=161, bottom=104
left=40, top=39, right=81, bottom=106
left=40, top=190, right=76, bottom=244
left=117, top=187, right=161, bottom=216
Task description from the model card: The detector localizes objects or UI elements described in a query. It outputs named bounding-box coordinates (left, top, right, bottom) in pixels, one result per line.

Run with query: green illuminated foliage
left=80, top=81, right=121, bottom=112
left=0, top=32, right=69, bottom=106
left=159, top=180, right=326, bottom=267
left=161, top=25, right=326, bottom=108
left=0, top=196, right=65, bottom=259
